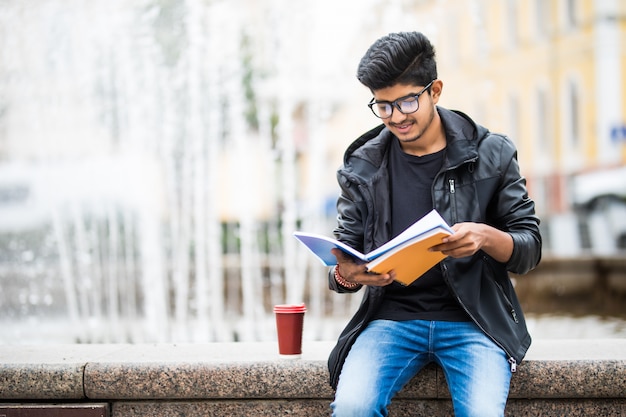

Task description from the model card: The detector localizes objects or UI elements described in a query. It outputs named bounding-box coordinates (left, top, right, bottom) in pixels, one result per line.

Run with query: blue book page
left=293, top=232, right=367, bottom=266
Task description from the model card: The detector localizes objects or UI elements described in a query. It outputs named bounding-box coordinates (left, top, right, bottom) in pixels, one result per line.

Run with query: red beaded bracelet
left=334, top=267, right=361, bottom=289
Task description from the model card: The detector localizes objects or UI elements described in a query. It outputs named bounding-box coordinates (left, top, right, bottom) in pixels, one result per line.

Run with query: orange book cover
left=365, top=228, right=450, bottom=285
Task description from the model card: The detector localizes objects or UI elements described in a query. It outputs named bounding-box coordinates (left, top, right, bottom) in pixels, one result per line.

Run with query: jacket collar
left=438, top=107, right=484, bottom=169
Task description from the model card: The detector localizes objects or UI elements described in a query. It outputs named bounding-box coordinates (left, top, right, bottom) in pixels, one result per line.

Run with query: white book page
left=365, top=210, right=453, bottom=260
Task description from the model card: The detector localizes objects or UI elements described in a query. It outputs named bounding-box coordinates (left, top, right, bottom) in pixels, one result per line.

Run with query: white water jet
left=0, top=0, right=380, bottom=345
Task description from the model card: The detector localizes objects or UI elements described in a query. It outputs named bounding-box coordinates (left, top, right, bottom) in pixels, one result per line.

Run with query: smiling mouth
left=392, top=121, right=413, bottom=131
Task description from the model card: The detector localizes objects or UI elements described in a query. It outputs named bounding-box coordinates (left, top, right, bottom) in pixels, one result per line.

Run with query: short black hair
left=357, top=32, right=437, bottom=91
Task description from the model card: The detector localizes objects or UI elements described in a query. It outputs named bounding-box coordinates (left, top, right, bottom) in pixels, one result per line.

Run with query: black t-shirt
left=372, top=139, right=469, bottom=322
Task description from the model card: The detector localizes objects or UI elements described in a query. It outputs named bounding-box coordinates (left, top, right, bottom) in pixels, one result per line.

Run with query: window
left=560, top=76, right=584, bottom=171
left=533, top=85, right=558, bottom=173
left=471, top=0, right=489, bottom=59
left=535, top=87, right=551, bottom=153
left=507, top=93, right=520, bottom=144
left=505, top=0, right=518, bottom=49
left=448, top=11, right=460, bottom=67
left=535, top=0, right=551, bottom=39
left=564, top=0, right=578, bottom=30
left=567, top=80, right=580, bottom=147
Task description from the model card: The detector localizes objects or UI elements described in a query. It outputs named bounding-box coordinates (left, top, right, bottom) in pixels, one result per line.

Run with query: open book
left=293, top=209, right=454, bottom=286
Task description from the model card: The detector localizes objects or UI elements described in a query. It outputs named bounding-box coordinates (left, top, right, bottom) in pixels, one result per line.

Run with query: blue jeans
left=331, top=319, right=512, bottom=417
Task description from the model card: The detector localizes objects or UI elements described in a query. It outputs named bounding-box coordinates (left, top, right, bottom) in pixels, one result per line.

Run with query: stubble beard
left=391, top=105, right=435, bottom=144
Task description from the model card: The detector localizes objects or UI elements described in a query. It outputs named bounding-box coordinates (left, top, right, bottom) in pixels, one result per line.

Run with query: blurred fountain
left=0, top=0, right=366, bottom=344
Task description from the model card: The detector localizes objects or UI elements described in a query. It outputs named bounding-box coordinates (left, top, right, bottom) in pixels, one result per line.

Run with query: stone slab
left=504, top=399, right=626, bottom=417
left=512, top=338, right=626, bottom=399
left=112, top=400, right=332, bottom=417
left=0, top=339, right=624, bottom=402
left=112, top=399, right=454, bottom=417
left=81, top=342, right=437, bottom=400
left=0, top=404, right=109, bottom=417
left=110, top=398, right=626, bottom=417
left=0, top=345, right=126, bottom=399
left=82, top=339, right=626, bottom=400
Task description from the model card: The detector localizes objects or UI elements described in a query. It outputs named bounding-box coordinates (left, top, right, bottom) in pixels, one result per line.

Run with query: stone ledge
left=112, top=399, right=624, bottom=417
left=0, top=340, right=624, bottom=412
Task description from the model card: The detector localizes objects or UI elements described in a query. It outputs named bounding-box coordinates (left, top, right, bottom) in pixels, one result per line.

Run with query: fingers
left=354, top=270, right=394, bottom=286
left=330, top=248, right=352, bottom=263
left=430, top=223, right=483, bottom=258
left=330, top=248, right=395, bottom=287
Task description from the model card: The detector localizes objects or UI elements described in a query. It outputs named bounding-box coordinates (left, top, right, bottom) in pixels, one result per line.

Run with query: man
left=327, top=32, right=542, bottom=417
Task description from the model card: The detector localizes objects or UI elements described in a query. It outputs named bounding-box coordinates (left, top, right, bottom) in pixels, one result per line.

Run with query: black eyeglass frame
left=367, top=80, right=435, bottom=119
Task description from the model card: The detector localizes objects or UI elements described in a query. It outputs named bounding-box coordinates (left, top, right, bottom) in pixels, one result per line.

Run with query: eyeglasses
left=367, top=80, right=434, bottom=119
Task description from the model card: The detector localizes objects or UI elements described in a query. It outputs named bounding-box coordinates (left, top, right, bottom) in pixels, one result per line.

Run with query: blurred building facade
left=394, top=0, right=626, bottom=255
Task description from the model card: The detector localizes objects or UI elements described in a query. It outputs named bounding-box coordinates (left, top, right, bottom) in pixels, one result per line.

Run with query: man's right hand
left=331, top=248, right=395, bottom=287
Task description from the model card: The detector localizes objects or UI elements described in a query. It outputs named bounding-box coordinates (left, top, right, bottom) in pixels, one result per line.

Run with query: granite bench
left=0, top=339, right=624, bottom=416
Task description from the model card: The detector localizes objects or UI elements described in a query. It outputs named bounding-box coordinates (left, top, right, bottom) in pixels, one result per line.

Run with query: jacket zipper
left=448, top=179, right=457, bottom=222
left=441, top=262, right=518, bottom=373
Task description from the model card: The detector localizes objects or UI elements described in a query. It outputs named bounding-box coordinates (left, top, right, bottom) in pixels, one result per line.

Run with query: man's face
left=372, top=82, right=437, bottom=145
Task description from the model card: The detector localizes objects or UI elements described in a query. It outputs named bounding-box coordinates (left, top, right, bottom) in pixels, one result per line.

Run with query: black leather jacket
left=328, top=107, right=542, bottom=389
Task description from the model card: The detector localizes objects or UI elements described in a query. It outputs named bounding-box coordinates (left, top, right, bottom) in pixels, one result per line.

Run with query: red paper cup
left=273, top=303, right=306, bottom=358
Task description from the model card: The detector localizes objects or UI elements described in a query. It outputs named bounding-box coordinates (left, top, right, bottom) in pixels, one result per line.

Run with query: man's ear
left=430, top=79, right=443, bottom=103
